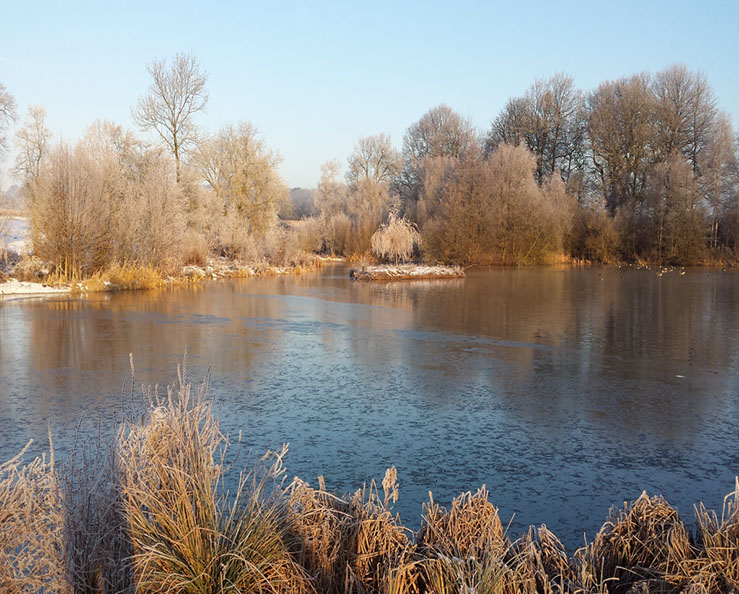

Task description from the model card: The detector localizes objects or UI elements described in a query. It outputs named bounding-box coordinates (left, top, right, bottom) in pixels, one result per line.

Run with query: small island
left=350, top=263, right=464, bottom=281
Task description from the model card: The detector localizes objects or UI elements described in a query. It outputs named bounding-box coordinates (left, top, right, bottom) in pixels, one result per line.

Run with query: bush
left=371, top=209, right=420, bottom=265
left=571, top=205, right=619, bottom=263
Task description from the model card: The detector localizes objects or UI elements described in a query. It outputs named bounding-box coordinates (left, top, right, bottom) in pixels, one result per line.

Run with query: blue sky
left=1, top=0, right=738, bottom=188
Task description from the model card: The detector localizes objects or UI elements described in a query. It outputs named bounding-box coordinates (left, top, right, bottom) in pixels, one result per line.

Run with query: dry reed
left=588, top=492, right=694, bottom=593
left=690, top=478, right=739, bottom=592
left=1, top=358, right=739, bottom=593
left=289, top=468, right=417, bottom=594
left=0, top=434, right=67, bottom=592
left=118, top=356, right=309, bottom=593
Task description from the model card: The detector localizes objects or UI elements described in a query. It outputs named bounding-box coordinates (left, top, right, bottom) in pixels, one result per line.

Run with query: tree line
left=309, top=65, right=738, bottom=266
left=1, top=54, right=299, bottom=280
left=1, top=60, right=737, bottom=278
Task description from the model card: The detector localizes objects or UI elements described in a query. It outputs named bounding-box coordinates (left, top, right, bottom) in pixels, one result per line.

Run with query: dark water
left=1, top=265, right=738, bottom=547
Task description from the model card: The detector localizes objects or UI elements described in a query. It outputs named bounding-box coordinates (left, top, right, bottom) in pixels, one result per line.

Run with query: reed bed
left=1, top=358, right=738, bottom=593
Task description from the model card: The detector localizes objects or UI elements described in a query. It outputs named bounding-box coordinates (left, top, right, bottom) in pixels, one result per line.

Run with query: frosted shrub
left=371, top=209, right=421, bottom=265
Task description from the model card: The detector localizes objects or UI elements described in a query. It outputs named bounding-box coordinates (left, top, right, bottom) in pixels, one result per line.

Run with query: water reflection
left=0, top=265, right=737, bottom=547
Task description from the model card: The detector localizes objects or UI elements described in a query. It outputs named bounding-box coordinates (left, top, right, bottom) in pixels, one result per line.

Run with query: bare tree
left=485, top=96, right=529, bottom=149
left=314, top=160, right=347, bottom=218
left=699, top=113, right=737, bottom=250
left=133, top=53, right=208, bottom=183
left=421, top=147, right=496, bottom=264
left=346, top=134, right=402, bottom=186
left=403, top=104, right=476, bottom=162
left=399, top=104, right=477, bottom=203
left=14, top=106, right=52, bottom=207
left=486, top=74, right=586, bottom=184
left=645, top=152, right=704, bottom=264
left=587, top=73, right=657, bottom=254
left=413, top=155, right=457, bottom=225
left=32, top=142, right=110, bottom=278
left=0, top=83, right=16, bottom=160
left=653, top=65, right=717, bottom=172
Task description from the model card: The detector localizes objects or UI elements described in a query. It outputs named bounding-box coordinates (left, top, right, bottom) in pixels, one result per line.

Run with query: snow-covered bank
left=350, top=264, right=465, bottom=281
left=0, top=278, right=70, bottom=296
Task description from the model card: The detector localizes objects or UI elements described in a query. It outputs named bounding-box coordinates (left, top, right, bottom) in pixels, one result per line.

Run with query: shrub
left=118, top=360, right=309, bottom=593
left=589, top=492, right=694, bottom=591
left=0, top=437, right=67, bottom=592
left=371, top=209, right=421, bottom=265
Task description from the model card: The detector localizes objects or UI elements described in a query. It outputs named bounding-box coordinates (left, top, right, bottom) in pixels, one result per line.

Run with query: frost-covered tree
left=133, top=53, right=208, bottom=183
left=371, top=209, right=420, bottom=265
left=0, top=82, right=16, bottom=159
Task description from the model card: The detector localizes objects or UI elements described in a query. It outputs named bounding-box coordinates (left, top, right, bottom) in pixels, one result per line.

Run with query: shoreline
left=0, top=258, right=329, bottom=298
left=2, top=256, right=736, bottom=298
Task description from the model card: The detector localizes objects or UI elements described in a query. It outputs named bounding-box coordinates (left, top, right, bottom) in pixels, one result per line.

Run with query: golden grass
left=0, top=435, right=67, bottom=592
left=118, top=358, right=310, bottom=593
left=420, top=487, right=508, bottom=560
left=691, top=479, right=739, bottom=592
left=587, top=492, right=695, bottom=593
left=512, top=525, right=575, bottom=593
left=288, top=469, right=416, bottom=594
left=77, top=262, right=165, bottom=292
left=1, top=359, right=738, bottom=593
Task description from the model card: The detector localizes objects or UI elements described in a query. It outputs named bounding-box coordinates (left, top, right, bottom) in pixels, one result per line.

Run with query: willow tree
left=133, top=53, right=208, bottom=184
left=371, top=209, right=420, bottom=265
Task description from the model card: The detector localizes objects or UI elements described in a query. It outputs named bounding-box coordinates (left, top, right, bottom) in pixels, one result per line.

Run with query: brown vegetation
left=0, top=57, right=313, bottom=290
left=1, top=60, right=738, bottom=286
left=1, top=359, right=738, bottom=593
left=298, top=67, right=736, bottom=267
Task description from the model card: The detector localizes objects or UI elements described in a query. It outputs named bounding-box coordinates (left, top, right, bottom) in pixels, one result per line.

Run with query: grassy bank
left=1, top=256, right=323, bottom=296
left=1, top=360, right=737, bottom=593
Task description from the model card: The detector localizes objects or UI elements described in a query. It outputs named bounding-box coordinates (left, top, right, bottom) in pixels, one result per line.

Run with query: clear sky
left=1, top=0, right=738, bottom=189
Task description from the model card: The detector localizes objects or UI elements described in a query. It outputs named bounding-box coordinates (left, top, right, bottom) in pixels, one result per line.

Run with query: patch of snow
left=0, top=278, right=70, bottom=297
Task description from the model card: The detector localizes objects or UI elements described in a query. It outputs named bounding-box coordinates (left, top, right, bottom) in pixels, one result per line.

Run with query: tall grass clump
left=588, top=492, right=694, bottom=592
left=289, top=468, right=417, bottom=594
left=78, top=261, right=165, bottom=292
left=59, top=428, right=134, bottom=592
left=0, top=436, right=67, bottom=592
left=2, top=354, right=739, bottom=593
left=512, top=525, right=576, bottom=593
left=417, top=487, right=518, bottom=592
left=118, top=356, right=309, bottom=593
left=691, top=479, right=739, bottom=592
